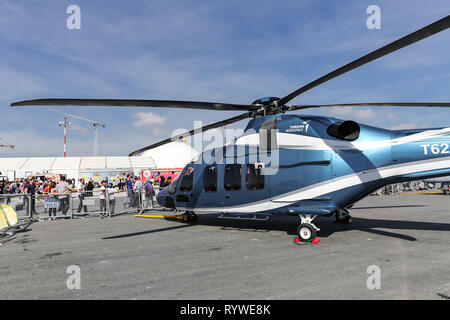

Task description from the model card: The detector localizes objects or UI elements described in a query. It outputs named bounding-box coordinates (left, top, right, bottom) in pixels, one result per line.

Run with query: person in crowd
left=98, top=180, right=124, bottom=218
left=159, top=175, right=165, bottom=189
left=19, top=180, right=25, bottom=193
left=24, top=178, right=37, bottom=215
left=48, top=182, right=58, bottom=219
left=125, top=174, right=134, bottom=208
left=98, top=180, right=108, bottom=218
left=55, top=176, right=77, bottom=216
left=160, top=176, right=172, bottom=189
left=0, top=181, right=4, bottom=203
left=1, top=181, right=10, bottom=205
left=43, top=180, right=51, bottom=214
left=118, top=178, right=125, bottom=190
left=133, top=176, right=143, bottom=210
left=105, top=182, right=119, bottom=216
left=38, top=181, right=44, bottom=194
left=42, top=181, right=48, bottom=193
left=75, top=178, right=88, bottom=214
left=85, top=179, right=94, bottom=197
left=0, top=181, right=5, bottom=201
left=10, top=180, right=17, bottom=194
left=4, top=182, right=12, bottom=205
left=144, top=179, right=154, bottom=209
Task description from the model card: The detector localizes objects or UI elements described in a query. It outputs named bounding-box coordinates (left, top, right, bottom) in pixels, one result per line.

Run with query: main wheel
left=335, top=209, right=351, bottom=223
left=296, top=223, right=316, bottom=242
left=183, top=211, right=197, bottom=223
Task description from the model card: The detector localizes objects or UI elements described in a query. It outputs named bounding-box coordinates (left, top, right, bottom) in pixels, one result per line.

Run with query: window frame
left=224, top=164, right=242, bottom=191
left=245, top=163, right=265, bottom=190
left=178, top=166, right=194, bottom=192
left=203, top=165, right=218, bottom=192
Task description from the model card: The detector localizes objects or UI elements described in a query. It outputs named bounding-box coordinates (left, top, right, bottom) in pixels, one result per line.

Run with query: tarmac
left=1, top=194, right=450, bottom=300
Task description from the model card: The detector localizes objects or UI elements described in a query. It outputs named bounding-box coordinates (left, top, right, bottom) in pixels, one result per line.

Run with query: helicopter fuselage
left=157, top=114, right=450, bottom=216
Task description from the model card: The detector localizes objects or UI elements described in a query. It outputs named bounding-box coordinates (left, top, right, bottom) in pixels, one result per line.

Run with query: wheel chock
left=294, top=237, right=307, bottom=245
left=294, top=237, right=320, bottom=245
left=294, top=237, right=321, bottom=245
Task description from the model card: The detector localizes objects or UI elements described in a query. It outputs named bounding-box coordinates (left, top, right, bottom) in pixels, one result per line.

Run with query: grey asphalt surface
left=1, top=194, right=450, bottom=300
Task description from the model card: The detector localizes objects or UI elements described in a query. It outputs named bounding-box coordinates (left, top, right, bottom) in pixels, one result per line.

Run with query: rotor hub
left=251, top=97, right=285, bottom=116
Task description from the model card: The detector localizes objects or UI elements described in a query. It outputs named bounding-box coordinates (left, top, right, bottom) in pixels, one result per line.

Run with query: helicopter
left=11, top=15, right=450, bottom=243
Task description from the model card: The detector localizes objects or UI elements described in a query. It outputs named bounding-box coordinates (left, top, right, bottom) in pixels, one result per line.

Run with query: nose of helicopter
left=156, top=188, right=168, bottom=207
left=156, top=188, right=175, bottom=209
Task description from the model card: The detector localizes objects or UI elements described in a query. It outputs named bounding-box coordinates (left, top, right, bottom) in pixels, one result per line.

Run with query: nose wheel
left=295, top=215, right=320, bottom=243
left=297, top=223, right=316, bottom=242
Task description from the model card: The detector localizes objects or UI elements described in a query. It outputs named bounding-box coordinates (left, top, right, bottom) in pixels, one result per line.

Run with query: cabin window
left=203, top=166, right=217, bottom=192
left=179, top=166, right=194, bottom=192
left=259, top=119, right=278, bottom=151
left=245, top=163, right=265, bottom=190
left=224, top=164, right=241, bottom=191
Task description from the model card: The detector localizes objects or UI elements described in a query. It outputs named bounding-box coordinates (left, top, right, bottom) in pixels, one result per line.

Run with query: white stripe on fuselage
left=185, top=156, right=450, bottom=213
left=235, top=127, right=450, bottom=151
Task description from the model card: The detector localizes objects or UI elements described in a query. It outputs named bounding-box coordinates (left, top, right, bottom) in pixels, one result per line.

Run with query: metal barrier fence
left=0, top=193, right=32, bottom=221
left=0, top=187, right=163, bottom=221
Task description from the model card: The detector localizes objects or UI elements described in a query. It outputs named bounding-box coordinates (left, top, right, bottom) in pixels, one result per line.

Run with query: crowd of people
left=0, top=176, right=93, bottom=217
left=0, top=177, right=92, bottom=198
left=0, top=173, right=172, bottom=219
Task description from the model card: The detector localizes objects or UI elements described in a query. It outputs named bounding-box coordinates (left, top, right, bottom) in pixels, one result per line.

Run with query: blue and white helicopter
left=12, top=15, right=450, bottom=242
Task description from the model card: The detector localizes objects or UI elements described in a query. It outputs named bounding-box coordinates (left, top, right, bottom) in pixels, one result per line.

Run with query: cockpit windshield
left=168, top=173, right=180, bottom=194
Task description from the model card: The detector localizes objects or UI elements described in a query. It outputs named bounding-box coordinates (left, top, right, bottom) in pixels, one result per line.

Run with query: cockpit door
left=173, top=165, right=196, bottom=209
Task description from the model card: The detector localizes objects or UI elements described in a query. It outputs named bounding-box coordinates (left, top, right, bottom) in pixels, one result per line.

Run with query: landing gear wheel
left=183, top=211, right=197, bottom=223
left=444, top=189, right=450, bottom=195
left=335, top=209, right=352, bottom=223
left=296, top=224, right=316, bottom=242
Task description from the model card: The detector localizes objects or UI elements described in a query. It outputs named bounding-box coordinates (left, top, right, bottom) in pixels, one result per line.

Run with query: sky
left=0, top=0, right=449, bottom=157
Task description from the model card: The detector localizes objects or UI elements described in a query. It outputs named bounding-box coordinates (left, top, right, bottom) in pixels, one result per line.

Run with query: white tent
left=140, top=142, right=198, bottom=168
left=0, top=142, right=198, bottom=180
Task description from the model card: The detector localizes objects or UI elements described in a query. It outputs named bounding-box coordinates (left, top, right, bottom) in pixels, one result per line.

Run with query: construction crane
left=0, top=137, right=14, bottom=150
left=49, top=108, right=105, bottom=157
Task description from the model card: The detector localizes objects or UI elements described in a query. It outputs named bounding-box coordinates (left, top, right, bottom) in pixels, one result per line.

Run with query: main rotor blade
left=11, top=98, right=258, bottom=112
left=278, top=15, right=450, bottom=107
left=288, top=102, right=450, bottom=111
left=128, top=112, right=252, bottom=156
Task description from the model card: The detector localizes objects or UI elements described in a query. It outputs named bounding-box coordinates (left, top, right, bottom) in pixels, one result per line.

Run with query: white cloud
left=132, top=112, right=168, bottom=127
left=131, top=112, right=170, bottom=138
